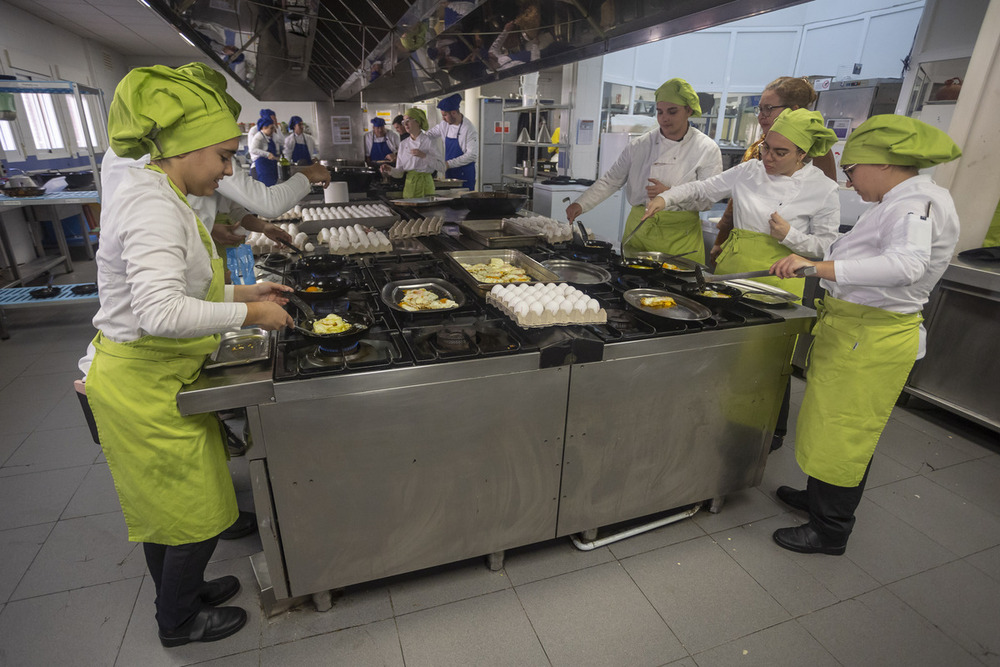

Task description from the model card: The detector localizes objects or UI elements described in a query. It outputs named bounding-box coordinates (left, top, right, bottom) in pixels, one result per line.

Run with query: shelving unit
left=500, top=104, right=570, bottom=196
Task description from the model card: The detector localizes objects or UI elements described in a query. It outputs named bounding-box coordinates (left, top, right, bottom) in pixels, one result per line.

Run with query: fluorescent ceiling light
left=179, top=32, right=195, bottom=48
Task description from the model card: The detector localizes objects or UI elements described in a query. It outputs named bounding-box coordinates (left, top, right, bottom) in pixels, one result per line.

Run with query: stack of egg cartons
left=388, top=217, right=444, bottom=239
left=487, top=283, right=606, bottom=328
left=504, top=216, right=573, bottom=243
left=302, top=203, right=392, bottom=222
left=247, top=222, right=316, bottom=252
left=320, top=224, right=392, bottom=254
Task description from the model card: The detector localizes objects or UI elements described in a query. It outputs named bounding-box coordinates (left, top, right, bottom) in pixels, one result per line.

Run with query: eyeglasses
left=841, top=164, right=858, bottom=182
left=754, top=104, right=788, bottom=118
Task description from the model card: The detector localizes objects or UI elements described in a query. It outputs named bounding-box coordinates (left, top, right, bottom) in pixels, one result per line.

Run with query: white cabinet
left=532, top=183, right=625, bottom=244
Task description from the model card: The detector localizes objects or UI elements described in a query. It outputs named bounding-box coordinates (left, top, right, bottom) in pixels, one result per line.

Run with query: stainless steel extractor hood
left=147, top=0, right=810, bottom=103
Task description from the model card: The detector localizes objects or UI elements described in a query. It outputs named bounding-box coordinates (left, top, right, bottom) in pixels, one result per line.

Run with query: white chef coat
left=364, top=131, right=400, bottom=159
left=386, top=132, right=446, bottom=176
left=425, top=118, right=480, bottom=169
left=92, top=167, right=246, bottom=343
left=660, top=160, right=840, bottom=259
left=283, top=131, right=318, bottom=161
left=249, top=130, right=280, bottom=160
left=248, top=123, right=284, bottom=148
left=573, top=126, right=722, bottom=213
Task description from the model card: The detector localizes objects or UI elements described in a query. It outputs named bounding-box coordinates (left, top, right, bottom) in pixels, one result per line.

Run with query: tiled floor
left=2, top=260, right=999, bottom=666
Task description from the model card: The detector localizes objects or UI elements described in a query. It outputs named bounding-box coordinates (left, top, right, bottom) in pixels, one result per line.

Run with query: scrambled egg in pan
left=699, top=289, right=731, bottom=298
left=640, top=296, right=677, bottom=309
left=459, top=257, right=531, bottom=284
left=312, top=314, right=352, bottom=334
left=399, top=288, right=458, bottom=311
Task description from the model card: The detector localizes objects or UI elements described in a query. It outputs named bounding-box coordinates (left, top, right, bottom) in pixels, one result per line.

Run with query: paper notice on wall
left=330, top=116, right=352, bottom=144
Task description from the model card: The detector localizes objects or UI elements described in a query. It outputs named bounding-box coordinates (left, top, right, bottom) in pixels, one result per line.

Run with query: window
left=22, top=92, right=66, bottom=152
left=65, top=96, right=104, bottom=151
left=0, top=120, right=24, bottom=160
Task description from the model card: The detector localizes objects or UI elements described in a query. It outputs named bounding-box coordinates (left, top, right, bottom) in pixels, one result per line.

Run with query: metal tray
left=540, top=259, right=612, bottom=285
left=723, top=279, right=799, bottom=305
left=630, top=251, right=698, bottom=274
left=459, top=219, right=545, bottom=248
left=204, top=328, right=272, bottom=369
left=445, top=249, right=561, bottom=295
left=380, top=277, right=467, bottom=314
left=624, top=288, right=713, bottom=321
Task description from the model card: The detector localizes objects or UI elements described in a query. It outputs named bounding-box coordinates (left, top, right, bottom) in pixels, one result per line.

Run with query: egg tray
left=502, top=215, right=574, bottom=244
left=388, top=217, right=444, bottom=239
left=486, top=291, right=607, bottom=329
left=298, top=215, right=397, bottom=235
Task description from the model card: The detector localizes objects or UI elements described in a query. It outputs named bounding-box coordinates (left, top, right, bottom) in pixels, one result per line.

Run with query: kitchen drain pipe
left=570, top=503, right=703, bottom=551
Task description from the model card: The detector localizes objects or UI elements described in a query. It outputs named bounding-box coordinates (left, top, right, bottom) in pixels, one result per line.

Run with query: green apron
left=984, top=199, right=1000, bottom=247
left=403, top=171, right=435, bottom=198
left=795, top=296, right=920, bottom=487
left=715, top=228, right=804, bottom=301
left=87, top=167, right=238, bottom=545
left=623, top=204, right=705, bottom=263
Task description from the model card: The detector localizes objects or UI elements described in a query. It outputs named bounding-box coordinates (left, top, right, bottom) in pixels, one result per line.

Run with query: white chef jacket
left=573, top=126, right=722, bottom=213
left=364, top=131, right=400, bottom=159
left=249, top=130, right=280, bottom=160
left=660, top=160, right=840, bottom=259
left=425, top=118, right=480, bottom=169
left=283, top=132, right=318, bottom=161
left=386, top=132, right=446, bottom=176
left=247, top=123, right=284, bottom=148
left=92, top=167, right=246, bottom=343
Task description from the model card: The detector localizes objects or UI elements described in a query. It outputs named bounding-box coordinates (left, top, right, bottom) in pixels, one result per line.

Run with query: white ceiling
left=5, top=0, right=201, bottom=58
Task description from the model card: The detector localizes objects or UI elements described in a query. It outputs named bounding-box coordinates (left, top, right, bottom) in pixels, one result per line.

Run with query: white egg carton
left=503, top=215, right=574, bottom=244
left=319, top=224, right=393, bottom=255
left=302, top=203, right=393, bottom=221
left=487, top=283, right=607, bottom=329
left=247, top=222, right=316, bottom=253
left=388, top=217, right=444, bottom=239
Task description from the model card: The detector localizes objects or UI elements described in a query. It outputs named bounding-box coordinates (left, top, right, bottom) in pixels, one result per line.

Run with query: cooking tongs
left=695, top=266, right=816, bottom=289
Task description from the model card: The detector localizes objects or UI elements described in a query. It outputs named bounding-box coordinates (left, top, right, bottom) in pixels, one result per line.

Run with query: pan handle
left=285, top=293, right=317, bottom=321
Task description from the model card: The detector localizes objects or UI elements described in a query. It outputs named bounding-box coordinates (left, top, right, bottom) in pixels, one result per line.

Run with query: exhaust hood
left=148, top=0, right=809, bottom=103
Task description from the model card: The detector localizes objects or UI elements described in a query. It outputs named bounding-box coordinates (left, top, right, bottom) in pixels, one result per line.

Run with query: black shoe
left=158, top=607, right=248, bottom=647
left=200, top=575, right=240, bottom=606
left=219, top=511, right=257, bottom=540
left=776, top=486, right=809, bottom=513
left=770, top=434, right=785, bottom=452
left=773, top=524, right=846, bottom=556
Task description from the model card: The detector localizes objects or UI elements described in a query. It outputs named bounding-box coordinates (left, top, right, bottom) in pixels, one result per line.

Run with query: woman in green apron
left=768, top=115, right=962, bottom=555
left=379, top=107, right=445, bottom=198
left=88, top=65, right=294, bottom=646
left=566, top=78, right=722, bottom=262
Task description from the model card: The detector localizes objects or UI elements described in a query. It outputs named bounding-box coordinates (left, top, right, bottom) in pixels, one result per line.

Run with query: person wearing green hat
left=643, top=108, right=841, bottom=300
left=768, top=114, right=962, bottom=556
left=380, top=107, right=445, bottom=198
left=567, top=77, right=722, bottom=261
left=87, top=64, right=295, bottom=647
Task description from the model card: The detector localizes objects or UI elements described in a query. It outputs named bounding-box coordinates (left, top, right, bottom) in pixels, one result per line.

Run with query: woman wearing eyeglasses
left=767, top=115, right=961, bottom=555
left=711, top=77, right=838, bottom=263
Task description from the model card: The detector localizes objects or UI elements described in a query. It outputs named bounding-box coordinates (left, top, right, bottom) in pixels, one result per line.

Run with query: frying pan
left=292, top=253, right=346, bottom=275
left=458, top=191, right=527, bottom=215
left=680, top=281, right=743, bottom=305
left=614, top=256, right=662, bottom=276
left=286, top=293, right=372, bottom=346
left=294, top=276, right=349, bottom=303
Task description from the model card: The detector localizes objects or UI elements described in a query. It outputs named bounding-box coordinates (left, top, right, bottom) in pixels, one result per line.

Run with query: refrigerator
left=478, top=98, right=518, bottom=190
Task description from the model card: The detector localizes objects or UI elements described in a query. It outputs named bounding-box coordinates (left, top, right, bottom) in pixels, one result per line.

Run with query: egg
left=515, top=302, right=530, bottom=318
left=304, top=242, right=315, bottom=252
left=529, top=302, right=544, bottom=316
left=516, top=283, right=530, bottom=292
left=491, top=285, right=504, bottom=296
left=559, top=300, right=574, bottom=315
left=587, top=299, right=600, bottom=313
left=544, top=301, right=560, bottom=315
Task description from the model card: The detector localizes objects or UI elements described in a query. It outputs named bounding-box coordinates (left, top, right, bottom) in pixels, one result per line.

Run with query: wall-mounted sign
left=826, top=118, right=852, bottom=140
left=330, top=116, right=352, bottom=144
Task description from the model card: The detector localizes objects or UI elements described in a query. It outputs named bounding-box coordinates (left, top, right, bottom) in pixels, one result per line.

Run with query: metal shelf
left=503, top=104, right=570, bottom=113
left=1, top=256, right=68, bottom=289
left=514, top=142, right=570, bottom=148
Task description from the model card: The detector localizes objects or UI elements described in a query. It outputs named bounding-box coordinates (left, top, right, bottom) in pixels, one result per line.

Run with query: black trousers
left=143, top=536, right=219, bottom=632
left=807, top=457, right=873, bottom=543
left=774, top=380, right=791, bottom=437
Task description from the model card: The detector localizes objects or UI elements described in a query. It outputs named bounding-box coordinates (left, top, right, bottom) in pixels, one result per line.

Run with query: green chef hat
left=841, top=114, right=962, bottom=168
left=108, top=64, right=241, bottom=160
left=654, top=78, right=701, bottom=117
left=769, top=108, right=838, bottom=157
left=175, top=62, right=241, bottom=119
left=404, top=107, right=428, bottom=130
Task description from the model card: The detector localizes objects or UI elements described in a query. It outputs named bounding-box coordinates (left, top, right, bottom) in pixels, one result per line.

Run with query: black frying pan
left=293, top=254, right=346, bottom=274
left=287, top=293, right=372, bottom=346
left=294, top=276, right=349, bottom=303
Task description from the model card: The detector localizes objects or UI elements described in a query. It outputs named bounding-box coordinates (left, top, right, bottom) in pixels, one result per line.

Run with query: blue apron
left=290, top=135, right=311, bottom=163
left=369, top=137, right=392, bottom=163
left=445, top=120, right=476, bottom=190
left=254, top=136, right=278, bottom=186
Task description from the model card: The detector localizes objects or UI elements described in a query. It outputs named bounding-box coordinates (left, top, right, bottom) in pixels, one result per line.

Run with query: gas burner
left=301, top=342, right=368, bottom=368
left=605, top=308, right=643, bottom=334
left=435, top=326, right=476, bottom=352
left=615, top=275, right=649, bottom=291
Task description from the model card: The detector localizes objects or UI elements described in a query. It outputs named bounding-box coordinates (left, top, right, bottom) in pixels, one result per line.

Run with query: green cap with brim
left=654, top=78, right=701, bottom=117
left=841, top=114, right=961, bottom=168
left=108, top=64, right=241, bottom=160
left=404, top=107, right=428, bottom=130
left=769, top=108, right=838, bottom=157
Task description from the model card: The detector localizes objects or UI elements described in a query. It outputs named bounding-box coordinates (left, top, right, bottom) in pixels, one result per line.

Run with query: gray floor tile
left=387, top=557, right=511, bottom=616
left=927, top=459, right=1000, bottom=518
left=20, top=348, right=92, bottom=377
left=0, top=523, right=52, bottom=603
left=666, top=659, right=697, bottom=667
left=0, top=425, right=101, bottom=477
left=797, top=588, right=981, bottom=666
left=713, top=516, right=843, bottom=617
left=0, top=429, right=28, bottom=467
left=621, top=536, right=789, bottom=654
left=692, top=619, right=839, bottom=667
left=211, top=530, right=265, bottom=564
left=844, top=499, right=958, bottom=584
left=63, top=463, right=122, bottom=519
left=37, top=387, right=90, bottom=431
left=516, top=561, right=686, bottom=667
left=605, top=514, right=706, bottom=561
left=876, top=417, right=979, bottom=474
left=892, top=404, right=999, bottom=457
left=889, top=559, right=1000, bottom=664
left=0, top=352, right=43, bottom=391
left=0, top=370, right=78, bottom=407
left=866, top=449, right=919, bottom=489
left=194, top=651, right=262, bottom=667
left=116, top=558, right=262, bottom=667
left=261, top=619, right=402, bottom=667
left=0, top=465, right=89, bottom=531
left=12, top=512, right=147, bottom=600
left=866, top=475, right=1000, bottom=557
left=0, top=396, right=62, bottom=434
left=760, top=441, right=808, bottom=496
left=690, top=487, right=782, bottom=535
left=395, top=589, right=548, bottom=667
left=0, top=578, right=141, bottom=667
left=260, top=582, right=394, bottom=648
left=504, top=537, right=616, bottom=586
left=965, top=545, right=1000, bottom=584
